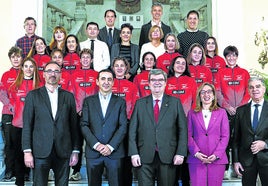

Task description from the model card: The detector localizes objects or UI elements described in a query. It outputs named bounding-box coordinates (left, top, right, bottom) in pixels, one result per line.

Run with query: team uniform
left=189, top=64, right=213, bottom=88
left=156, top=52, right=181, bottom=74
left=63, top=52, right=81, bottom=74
left=33, top=54, right=51, bottom=83
left=205, top=55, right=226, bottom=84
left=71, top=68, right=99, bottom=113
left=112, top=79, right=139, bottom=119
left=165, top=75, right=197, bottom=115
left=133, top=70, right=151, bottom=98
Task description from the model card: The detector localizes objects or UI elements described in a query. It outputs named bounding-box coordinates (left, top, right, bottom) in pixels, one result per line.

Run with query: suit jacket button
left=205, top=134, right=208, bottom=136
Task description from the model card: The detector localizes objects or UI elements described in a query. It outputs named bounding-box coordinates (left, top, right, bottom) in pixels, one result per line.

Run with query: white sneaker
left=69, top=172, right=82, bottom=181
left=48, top=169, right=54, bottom=181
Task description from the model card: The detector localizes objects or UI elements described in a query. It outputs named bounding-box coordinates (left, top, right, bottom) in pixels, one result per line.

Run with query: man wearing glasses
left=22, top=61, right=80, bottom=185
left=128, top=69, right=187, bottom=186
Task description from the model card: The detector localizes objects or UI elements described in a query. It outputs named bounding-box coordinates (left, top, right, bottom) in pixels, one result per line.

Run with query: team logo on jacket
left=114, top=93, right=126, bottom=98
left=64, top=65, right=76, bottom=70
left=228, top=81, right=240, bottom=85
left=172, top=90, right=185, bottom=94
left=79, top=82, right=92, bottom=87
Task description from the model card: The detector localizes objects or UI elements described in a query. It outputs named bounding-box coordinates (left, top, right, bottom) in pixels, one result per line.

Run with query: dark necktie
left=90, top=39, right=94, bottom=52
left=108, top=28, right=113, bottom=47
left=253, top=104, right=260, bottom=131
left=154, top=99, right=160, bottom=123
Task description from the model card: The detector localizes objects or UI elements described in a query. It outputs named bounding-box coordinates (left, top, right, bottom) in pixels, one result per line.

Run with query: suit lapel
left=104, top=95, right=116, bottom=120
left=55, top=88, right=63, bottom=121
left=94, top=94, right=104, bottom=119
left=256, top=101, right=268, bottom=132
left=40, top=87, right=53, bottom=119
left=197, top=111, right=207, bottom=131
left=146, top=96, right=155, bottom=125
left=158, top=95, right=169, bottom=124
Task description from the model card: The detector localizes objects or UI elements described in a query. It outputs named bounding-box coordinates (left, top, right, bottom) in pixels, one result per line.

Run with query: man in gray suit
left=81, top=69, right=127, bottom=186
left=233, top=77, right=268, bottom=185
left=128, top=69, right=187, bottom=186
left=22, top=61, right=80, bottom=186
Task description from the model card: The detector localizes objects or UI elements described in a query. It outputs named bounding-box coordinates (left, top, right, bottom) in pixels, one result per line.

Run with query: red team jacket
left=63, top=53, right=81, bottom=74
left=215, top=65, right=250, bottom=109
left=156, top=52, right=181, bottom=74
left=71, top=69, right=99, bottom=112
left=33, top=54, right=51, bottom=82
left=112, top=78, right=140, bottom=119
left=205, top=55, right=226, bottom=84
left=133, top=70, right=151, bottom=98
left=0, top=68, right=19, bottom=115
left=165, top=75, right=197, bottom=115
left=189, top=64, right=213, bottom=88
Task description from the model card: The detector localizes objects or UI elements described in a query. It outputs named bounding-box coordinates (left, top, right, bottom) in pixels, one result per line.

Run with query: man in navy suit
left=233, top=77, right=268, bottom=186
left=81, top=69, right=127, bottom=186
left=22, top=61, right=80, bottom=186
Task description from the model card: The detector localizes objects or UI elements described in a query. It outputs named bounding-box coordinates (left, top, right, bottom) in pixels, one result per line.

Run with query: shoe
left=24, top=173, right=30, bottom=181
left=69, top=172, right=82, bottom=181
left=2, top=172, right=16, bottom=182
left=48, top=169, right=54, bottom=181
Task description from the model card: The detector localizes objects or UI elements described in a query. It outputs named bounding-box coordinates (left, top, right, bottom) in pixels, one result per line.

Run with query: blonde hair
left=148, top=25, right=164, bottom=41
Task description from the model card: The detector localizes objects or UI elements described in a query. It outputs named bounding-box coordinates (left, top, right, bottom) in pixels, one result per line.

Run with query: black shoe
left=2, top=172, right=16, bottom=182
left=24, top=173, right=30, bottom=181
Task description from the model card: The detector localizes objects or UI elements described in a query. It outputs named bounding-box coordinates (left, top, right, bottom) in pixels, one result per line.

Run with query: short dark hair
left=187, top=10, right=199, bottom=19
left=97, top=69, right=115, bottom=79
left=86, top=22, right=99, bottom=30
left=140, top=52, right=156, bottom=70
left=8, top=46, right=22, bottom=59
left=148, top=69, right=167, bottom=82
left=24, top=17, right=37, bottom=26
left=104, top=9, right=116, bottom=18
left=120, top=23, right=133, bottom=33
left=79, top=48, right=93, bottom=59
left=168, top=56, right=191, bottom=77
left=223, top=45, right=239, bottom=58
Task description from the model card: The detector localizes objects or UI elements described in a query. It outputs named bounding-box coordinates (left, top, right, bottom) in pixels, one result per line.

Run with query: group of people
left=0, top=2, right=267, bottom=186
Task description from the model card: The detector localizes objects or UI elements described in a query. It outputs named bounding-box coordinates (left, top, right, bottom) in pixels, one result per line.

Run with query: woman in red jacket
left=133, top=51, right=156, bottom=97
left=9, top=57, right=41, bottom=186
left=28, top=37, right=51, bottom=83
left=63, top=34, right=81, bottom=74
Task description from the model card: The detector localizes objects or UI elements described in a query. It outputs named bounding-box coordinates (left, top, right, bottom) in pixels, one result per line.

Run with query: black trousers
left=242, top=156, right=268, bottom=186
left=33, top=145, right=70, bottom=186
left=10, top=126, right=25, bottom=186
left=1, top=114, right=15, bottom=175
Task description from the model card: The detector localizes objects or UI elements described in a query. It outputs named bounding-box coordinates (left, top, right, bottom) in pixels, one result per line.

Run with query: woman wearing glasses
left=187, top=82, right=229, bottom=186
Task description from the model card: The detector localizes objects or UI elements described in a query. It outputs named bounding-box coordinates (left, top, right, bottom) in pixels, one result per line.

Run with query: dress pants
left=33, top=146, right=70, bottom=186
left=242, top=156, right=268, bottom=186
left=86, top=156, right=123, bottom=186
left=137, top=152, right=176, bottom=186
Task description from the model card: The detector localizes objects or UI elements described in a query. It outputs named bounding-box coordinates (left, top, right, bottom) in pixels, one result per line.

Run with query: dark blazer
left=97, top=26, right=121, bottom=49
left=128, top=94, right=188, bottom=164
left=81, top=94, right=127, bottom=159
left=110, top=43, right=140, bottom=75
left=22, top=86, right=80, bottom=159
left=233, top=100, right=268, bottom=167
left=138, top=21, right=171, bottom=49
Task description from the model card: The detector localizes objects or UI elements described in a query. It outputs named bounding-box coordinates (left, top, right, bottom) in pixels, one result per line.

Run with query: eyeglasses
left=200, top=89, right=213, bottom=95
left=44, top=69, right=61, bottom=75
left=150, top=78, right=165, bottom=82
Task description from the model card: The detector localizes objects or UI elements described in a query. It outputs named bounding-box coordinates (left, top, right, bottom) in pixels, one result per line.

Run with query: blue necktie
left=253, top=104, right=260, bottom=131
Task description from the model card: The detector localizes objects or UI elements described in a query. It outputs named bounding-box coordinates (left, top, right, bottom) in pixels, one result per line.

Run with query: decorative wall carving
left=153, top=0, right=170, bottom=5
left=86, top=0, right=103, bottom=5
left=116, top=0, right=140, bottom=14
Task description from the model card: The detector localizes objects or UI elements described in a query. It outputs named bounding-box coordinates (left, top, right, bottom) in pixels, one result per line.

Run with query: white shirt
left=202, top=109, right=212, bottom=129
left=80, top=38, right=110, bottom=72
left=46, top=87, right=59, bottom=119
left=140, top=42, right=165, bottom=65
left=98, top=92, right=112, bottom=117
left=152, top=94, right=163, bottom=109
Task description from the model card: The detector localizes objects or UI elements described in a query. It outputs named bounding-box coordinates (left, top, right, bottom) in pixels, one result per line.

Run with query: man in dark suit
left=128, top=69, right=187, bottom=186
left=233, top=77, right=268, bottom=186
left=97, top=9, right=121, bottom=51
left=22, top=61, right=80, bottom=185
left=138, top=2, right=171, bottom=49
left=81, top=69, right=127, bottom=186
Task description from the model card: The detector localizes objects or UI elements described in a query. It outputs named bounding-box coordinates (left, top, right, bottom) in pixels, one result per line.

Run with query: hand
left=195, top=152, right=209, bottom=164
left=226, top=106, right=236, bottom=116
left=96, top=144, right=111, bottom=156
left=251, top=140, right=266, bottom=154
left=69, top=152, right=79, bottom=166
left=131, top=155, right=141, bottom=167
left=173, top=155, right=184, bottom=165
left=207, top=154, right=217, bottom=163
left=234, top=162, right=244, bottom=177
left=24, top=152, right=34, bottom=168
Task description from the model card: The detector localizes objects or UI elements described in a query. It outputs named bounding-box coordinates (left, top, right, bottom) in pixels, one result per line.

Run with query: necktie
left=108, top=28, right=113, bottom=47
left=154, top=99, right=160, bottom=123
left=90, top=39, right=94, bottom=52
left=253, top=104, right=260, bottom=131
